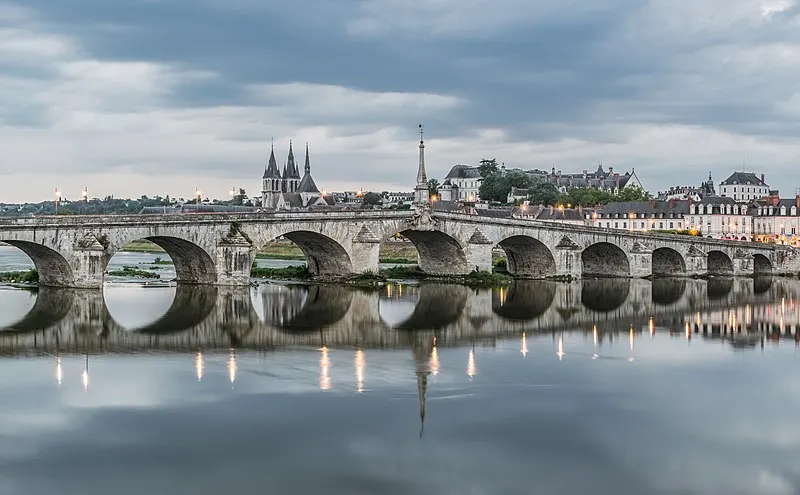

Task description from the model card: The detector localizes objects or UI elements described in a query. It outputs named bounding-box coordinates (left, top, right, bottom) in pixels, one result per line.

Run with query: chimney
left=761, top=173, right=765, bottom=184
left=650, top=200, right=656, bottom=209
left=583, top=169, right=588, bottom=178
left=669, top=198, right=675, bottom=208
left=609, top=166, right=614, bottom=174
left=796, top=194, right=800, bottom=209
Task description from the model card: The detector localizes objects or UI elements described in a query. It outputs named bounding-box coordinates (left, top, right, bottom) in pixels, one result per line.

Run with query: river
left=0, top=246, right=799, bottom=494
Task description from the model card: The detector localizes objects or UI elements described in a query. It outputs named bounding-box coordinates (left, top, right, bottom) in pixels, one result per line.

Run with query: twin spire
left=263, top=139, right=310, bottom=180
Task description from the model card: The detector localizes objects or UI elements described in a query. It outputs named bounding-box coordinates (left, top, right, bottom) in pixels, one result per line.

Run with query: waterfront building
left=443, top=165, right=481, bottom=201
left=752, top=195, right=800, bottom=246
left=657, top=173, right=716, bottom=201
left=589, top=200, right=689, bottom=231
left=719, top=172, right=769, bottom=203
left=529, top=165, right=644, bottom=194
left=687, top=197, right=753, bottom=240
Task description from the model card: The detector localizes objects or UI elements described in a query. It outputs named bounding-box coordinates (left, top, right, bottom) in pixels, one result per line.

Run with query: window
left=623, top=222, right=627, bottom=228
left=669, top=222, right=674, bottom=229
left=659, top=222, right=664, bottom=229
left=614, top=222, right=618, bottom=228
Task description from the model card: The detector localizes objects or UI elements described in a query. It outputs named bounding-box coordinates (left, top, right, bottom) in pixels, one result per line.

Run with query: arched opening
left=492, top=281, right=557, bottom=320
left=107, top=237, right=215, bottom=284
left=497, top=236, right=556, bottom=278
left=753, top=276, right=773, bottom=294
left=651, top=278, right=686, bottom=306
left=399, top=230, right=469, bottom=275
left=652, top=247, right=686, bottom=276
left=379, top=233, right=419, bottom=266
left=754, top=254, right=772, bottom=275
left=707, top=251, right=734, bottom=276
left=581, top=242, right=630, bottom=277
left=106, top=284, right=218, bottom=334
left=581, top=279, right=630, bottom=312
left=0, top=288, right=74, bottom=333
left=379, top=283, right=469, bottom=330
left=0, top=240, right=74, bottom=287
left=266, top=231, right=352, bottom=276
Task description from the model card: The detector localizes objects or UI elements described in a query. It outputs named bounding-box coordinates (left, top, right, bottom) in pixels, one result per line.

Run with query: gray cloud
left=0, top=0, right=799, bottom=201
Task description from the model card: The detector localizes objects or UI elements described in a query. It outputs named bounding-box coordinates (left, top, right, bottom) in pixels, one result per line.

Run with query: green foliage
left=463, top=271, right=513, bottom=288
left=478, top=162, right=535, bottom=203
left=106, top=267, right=160, bottom=279
left=250, top=265, right=310, bottom=280
left=536, top=185, right=654, bottom=207
left=427, top=178, right=439, bottom=198
left=493, top=257, right=508, bottom=273
left=361, top=192, right=383, bottom=207
left=0, top=269, right=39, bottom=284
left=614, top=185, right=652, bottom=202
left=380, top=265, right=426, bottom=279
left=526, top=182, right=562, bottom=206
left=151, top=257, right=173, bottom=265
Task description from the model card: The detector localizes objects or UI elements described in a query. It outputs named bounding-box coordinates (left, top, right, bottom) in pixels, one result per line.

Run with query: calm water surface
left=1, top=247, right=800, bottom=494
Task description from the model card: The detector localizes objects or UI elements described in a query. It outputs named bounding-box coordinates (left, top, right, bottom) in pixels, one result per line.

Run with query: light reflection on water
left=0, top=273, right=798, bottom=493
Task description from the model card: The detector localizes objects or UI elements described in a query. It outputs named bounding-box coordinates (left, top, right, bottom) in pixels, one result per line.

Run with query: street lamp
left=195, top=188, right=201, bottom=214
left=54, top=188, right=61, bottom=215
left=82, top=187, right=88, bottom=202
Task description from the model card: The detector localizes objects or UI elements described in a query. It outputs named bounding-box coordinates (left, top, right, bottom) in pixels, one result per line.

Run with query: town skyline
left=2, top=1, right=799, bottom=202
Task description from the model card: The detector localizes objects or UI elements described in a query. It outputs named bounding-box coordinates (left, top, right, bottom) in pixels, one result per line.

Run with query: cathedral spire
left=263, top=138, right=281, bottom=179
left=304, top=142, right=311, bottom=175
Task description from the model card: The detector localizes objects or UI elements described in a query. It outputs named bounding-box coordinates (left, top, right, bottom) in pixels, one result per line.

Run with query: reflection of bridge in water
left=1, top=277, right=799, bottom=357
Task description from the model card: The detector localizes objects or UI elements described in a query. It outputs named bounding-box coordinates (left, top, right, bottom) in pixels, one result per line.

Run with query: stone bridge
left=0, top=208, right=796, bottom=288
left=0, top=277, right=796, bottom=356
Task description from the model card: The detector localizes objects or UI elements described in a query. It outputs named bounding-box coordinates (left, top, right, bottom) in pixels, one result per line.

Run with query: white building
left=719, top=172, right=769, bottom=203
left=687, top=197, right=753, bottom=240
left=589, top=200, right=689, bottom=232
left=443, top=165, right=482, bottom=201
left=752, top=197, right=800, bottom=246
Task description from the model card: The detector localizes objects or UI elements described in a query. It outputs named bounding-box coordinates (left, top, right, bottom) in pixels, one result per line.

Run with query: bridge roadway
left=0, top=208, right=796, bottom=288
left=0, top=278, right=796, bottom=357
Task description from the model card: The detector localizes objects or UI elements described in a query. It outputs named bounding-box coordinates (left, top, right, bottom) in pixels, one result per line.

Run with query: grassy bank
left=381, top=265, right=512, bottom=288
left=255, top=241, right=418, bottom=264
left=106, top=266, right=160, bottom=279
left=0, top=269, right=38, bottom=284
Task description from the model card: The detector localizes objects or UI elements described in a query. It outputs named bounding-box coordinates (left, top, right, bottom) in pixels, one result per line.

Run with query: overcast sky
left=1, top=0, right=799, bottom=202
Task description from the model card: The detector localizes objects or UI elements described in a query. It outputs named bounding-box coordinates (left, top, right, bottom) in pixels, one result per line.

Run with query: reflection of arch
left=754, top=254, right=772, bottom=275
left=383, top=284, right=469, bottom=330
left=651, top=278, right=686, bottom=306
left=120, top=285, right=218, bottom=334
left=706, top=277, right=734, bottom=300
left=498, top=236, right=556, bottom=278
left=261, top=284, right=353, bottom=332
left=0, top=288, right=75, bottom=333
left=581, top=279, right=630, bottom=312
left=1, top=240, right=74, bottom=287
left=399, top=230, right=469, bottom=275
left=492, top=281, right=557, bottom=320
left=753, top=276, right=773, bottom=295
left=707, top=251, right=733, bottom=275
left=652, top=248, right=686, bottom=276
left=279, top=231, right=352, bottom=275
left=581, top=242, right=630, bottom=277
left=136, top=236, right=216, bottom=284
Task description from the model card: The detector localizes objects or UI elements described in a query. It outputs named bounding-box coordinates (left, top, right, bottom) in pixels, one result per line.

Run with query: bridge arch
left=1, top=240, right=74, bottom=287
left=652, top=247, right=686, bottom=276
left=754, top=254, right=772, bottom=275
left=707, top=250, right=734, bottom=275
left=581, top=279, right=631, bottom=312
left=398, top=229, right=469, bottom=275
left=269, top=231, right=352, bottom=275
left=581, top=242, right=630, bottom=277
left=108, top=236, right=217, bottom=284
left=256, top=284, right=353, bottom=332
left=0, top=288, right=75, bottom=333
left=379, top=283, right=469, bottom=330
left=106, top=285, right=219, bottom=334
left=492, top=281, right=557, bottom=320
left=497, top=235, right=556, bottom=278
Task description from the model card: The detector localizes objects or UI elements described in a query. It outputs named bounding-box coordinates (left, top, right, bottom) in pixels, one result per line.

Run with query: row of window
left=690, top=205, right=747, bottom=215
left=598, top=221, right=679, bottom=229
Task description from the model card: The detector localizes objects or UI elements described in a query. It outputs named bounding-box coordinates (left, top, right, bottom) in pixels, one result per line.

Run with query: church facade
left=261, top=142, right=333, bottom=210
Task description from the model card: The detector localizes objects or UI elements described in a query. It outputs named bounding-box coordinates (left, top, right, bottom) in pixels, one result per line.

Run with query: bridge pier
left=733, top=250, right=754, bottom=277
left=216, top=237, right=255, bottom=286
left=465, top=242, right=493, bottom=273
left=554, top=240, right=582, bottom=279
left=350, top=235, right=382, bottom=274
left=629, top=250, right=653, bottom=278
left=70, top=236, right=110, bottom=289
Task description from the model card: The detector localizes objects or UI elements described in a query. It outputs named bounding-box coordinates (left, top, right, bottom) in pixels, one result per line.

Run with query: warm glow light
left=629, top=327, right=635, bottom=352
left=321, top=189, right=327, bottom=197
left=685, top=322, right=691, bottom=339
left=355, top=348, right=365, bottom=393
left=82, top=369, right=89, bottom=391
left=81, top=187, right=88, bottom=199
left=320, top=346, right=330, bottom=391
left=195, top=351, right=204, bottom=381
left=498, top=287, right=507, bottom=306
left=429, top=345, right=440, bottom=376
left=520, top=333, right=528, bottom=358
left=229, top=187, right=236, bottom=197
left=556, top=335, right=566, bottom=360
left=431, top=194, right=438, bottom=203
left=467, top=348, right=477, bottom=379
left=648, top=317, right=655, bottom=337
left=227, top=349, right=237, bottom=385
left=56, top=356, right=63, bottom=385
left=592, top=324, right=598, bottom=347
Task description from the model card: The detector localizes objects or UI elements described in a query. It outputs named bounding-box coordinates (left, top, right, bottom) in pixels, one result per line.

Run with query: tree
left=427, top=178, right=439, bottom=198
left=613, top=186, right=652, bottom=202
left=478, top=165, right=534, bottom=203
left=478, top=158, right=499, bottom=177
left=527, top=182, right=562, bottom=206
left=232, top=188, right=247, bottom=206
left=361, top=192, right=383, bottom=208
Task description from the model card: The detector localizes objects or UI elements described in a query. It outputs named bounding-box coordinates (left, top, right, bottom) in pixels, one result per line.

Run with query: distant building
left=687, top=197, right=753, bottom=240
left=261, top=142, right=334, bottom=210
left=719, top=172, right=769, bottom=203
left=443, top=165, right=482, bottom=201
left=657, top=173, right=717, bottom=201
left=381, top=191, right=414, bottom=208
left=529, top=165, right=644, bottom=194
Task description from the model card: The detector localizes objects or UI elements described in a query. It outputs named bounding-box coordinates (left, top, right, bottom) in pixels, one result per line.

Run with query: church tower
left=285, top=141, right=301, bottom=193
left=413, top=124, right=430, bottom=205
left=261, top=140, right=282, bottom=208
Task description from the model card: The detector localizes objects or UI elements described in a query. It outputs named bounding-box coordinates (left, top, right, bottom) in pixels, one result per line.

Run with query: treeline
left=475, top=159, right=652, bottom=206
